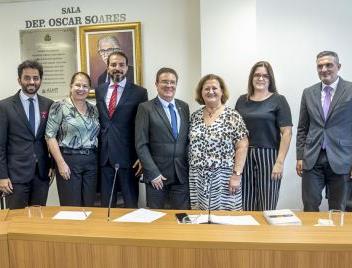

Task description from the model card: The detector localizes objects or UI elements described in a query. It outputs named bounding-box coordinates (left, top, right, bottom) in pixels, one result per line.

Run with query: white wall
left=201, top=0, right=352, bottom=209
left=0, top=0, right=201, bottom=103
left=0, top=0, right=201, bottom=205
left=1, top=0, right=351, bottom=209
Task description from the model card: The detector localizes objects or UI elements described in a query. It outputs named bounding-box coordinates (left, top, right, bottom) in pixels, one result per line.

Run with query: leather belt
left=60, top=147, right=97, bottom=155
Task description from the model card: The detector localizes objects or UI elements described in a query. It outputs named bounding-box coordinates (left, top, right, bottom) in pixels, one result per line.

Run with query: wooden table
left=0, top=210, right=9, bottom=268
left=3, top=207, right=352, bottom=268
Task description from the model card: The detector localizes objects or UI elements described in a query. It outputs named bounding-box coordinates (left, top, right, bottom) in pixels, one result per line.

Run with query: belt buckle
left=83, top=149, right=90, bottom=155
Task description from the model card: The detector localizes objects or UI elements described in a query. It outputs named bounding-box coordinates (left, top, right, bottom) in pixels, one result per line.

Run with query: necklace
left=205, top=105, right=223, bottom=118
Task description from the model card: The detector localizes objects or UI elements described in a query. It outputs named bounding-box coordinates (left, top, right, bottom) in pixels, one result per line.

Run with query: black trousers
left=302, top=150, right=351, bottom=211
left=146, top=181, right=190, bottom=210
left=5, top=164, right=49, bottom=209
left=100, top=165, right=139, bottom=208
left=56, top=152, right=97, bottom=207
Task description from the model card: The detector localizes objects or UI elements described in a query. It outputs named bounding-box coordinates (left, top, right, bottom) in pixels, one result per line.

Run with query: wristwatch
left=233, top=171, right=242, bottom=176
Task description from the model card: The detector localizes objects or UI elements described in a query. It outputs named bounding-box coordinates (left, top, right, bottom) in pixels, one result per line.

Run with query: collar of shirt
left=19, top=90, right=38, bottom=103
left=321, top=76, right=339, bottom=93
left=109, top=77, right=127, bottom=89
left=157, top=95, right=176, bottom=108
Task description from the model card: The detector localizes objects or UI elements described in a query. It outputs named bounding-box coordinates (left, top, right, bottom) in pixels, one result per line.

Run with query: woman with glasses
left=45, top=72, right=100, bottom=207
left=189, top=74, right=249, bottom=210
left=235, top=61, right=292, bottom=211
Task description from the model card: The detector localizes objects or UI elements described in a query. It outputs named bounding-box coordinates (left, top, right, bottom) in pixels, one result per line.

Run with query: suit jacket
left=296, top=77, right=352, bottom=174
left=0, top=90, right=53, bottom=183
left=135, top=97, right=190, bottom=184
left=95, top=81, right=148, bottom=168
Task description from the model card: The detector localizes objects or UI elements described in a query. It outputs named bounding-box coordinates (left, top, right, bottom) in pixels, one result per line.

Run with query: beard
left=21, top=83, right=41, bottom=95
left=109, top=71, right=126, bottom=83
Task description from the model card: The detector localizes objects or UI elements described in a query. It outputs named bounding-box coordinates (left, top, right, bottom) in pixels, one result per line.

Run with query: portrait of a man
left=79, top=23, right=142, bottom=93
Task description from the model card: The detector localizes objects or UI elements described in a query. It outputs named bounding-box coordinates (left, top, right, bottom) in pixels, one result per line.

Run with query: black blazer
left=0, top=90, right=53, bottom=183
left=135, top=97, right=190, bottom=184
left=95, top=81, right=148, bottom=168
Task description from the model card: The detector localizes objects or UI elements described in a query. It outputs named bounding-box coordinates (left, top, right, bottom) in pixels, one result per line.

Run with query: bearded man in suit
left=0, top=60, right=53, bottom=209
left=96, top=51, right=148, bottom=208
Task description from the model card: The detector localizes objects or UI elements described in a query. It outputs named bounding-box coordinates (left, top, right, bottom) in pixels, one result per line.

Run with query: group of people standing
left=0, top=50, right=351, bottom=213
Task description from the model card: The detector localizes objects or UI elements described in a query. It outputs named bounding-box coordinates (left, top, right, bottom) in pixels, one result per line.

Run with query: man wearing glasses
left=296, top=51, right=352, bottom=211
left=135, top=67, right=190, bottom=209
left=96, top=35, right=134, bottom=88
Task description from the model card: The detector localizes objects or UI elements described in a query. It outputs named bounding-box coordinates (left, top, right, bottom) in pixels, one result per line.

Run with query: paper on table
left=52, top=211, right=91, bottom=220
left=114, top=208, right=166, bottom=223
left=187, top=215, right=260, bottom=225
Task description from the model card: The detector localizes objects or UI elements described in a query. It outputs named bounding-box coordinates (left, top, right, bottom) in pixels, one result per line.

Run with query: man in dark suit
left=0, top=60, right=53, bottom=209
left=135, top=67, right=190, bottom=209
left=296, top=51, right=352, bottom=211
left=96, top=51, right=148, bottom=208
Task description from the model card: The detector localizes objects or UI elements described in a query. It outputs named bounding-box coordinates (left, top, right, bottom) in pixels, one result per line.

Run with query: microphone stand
left=200, top=166, right=219, bottom=224
left=107, top=163, right=119, bottom=222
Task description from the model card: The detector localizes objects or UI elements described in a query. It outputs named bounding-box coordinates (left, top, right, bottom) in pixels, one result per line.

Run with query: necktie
left=28, top=98, right=35, bottom=135
left=323, top=86, right=332, bottom=120
left=168, top=103, right=178, bottom=139
left=108, top=83, right=118, bottom=118
left=322, top=86, right=332, bottom=149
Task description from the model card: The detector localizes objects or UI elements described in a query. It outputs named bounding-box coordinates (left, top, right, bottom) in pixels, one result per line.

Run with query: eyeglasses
left=159, top=80, right=177, bottom=86
left=73, top=83, right=90, bottom=91
left=98, top=47, right=121, bottom=55
left=253, top=73, right=270, bottom=80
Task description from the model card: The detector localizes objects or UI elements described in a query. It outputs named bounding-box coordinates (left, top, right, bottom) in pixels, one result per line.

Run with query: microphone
left=200, top=165, right=219, bottom=224
left=107, top=163, right=119, bottom=222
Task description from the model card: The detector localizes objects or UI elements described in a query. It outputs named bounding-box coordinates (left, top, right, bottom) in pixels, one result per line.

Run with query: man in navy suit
left=95, top=51, right=148, bottom=208
left=297, top=51, right=352, bottom=211
left=0, top=60, right=53, bottom=209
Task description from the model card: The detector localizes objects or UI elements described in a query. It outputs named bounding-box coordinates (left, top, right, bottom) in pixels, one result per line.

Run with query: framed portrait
left=79, top=22, right=142, bottom=97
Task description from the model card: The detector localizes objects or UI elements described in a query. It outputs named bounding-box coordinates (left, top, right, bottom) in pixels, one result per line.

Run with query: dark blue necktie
left=28, top=98, right=35, bottom=135
left=168, top=103, right=178, bottom=139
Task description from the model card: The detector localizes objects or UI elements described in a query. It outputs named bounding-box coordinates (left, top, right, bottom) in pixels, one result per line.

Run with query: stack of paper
left=263, top=209, right=302, bottom=225
left=52, top=211, right=91, bottom=221
left=113, top=208, right=166, bottom=223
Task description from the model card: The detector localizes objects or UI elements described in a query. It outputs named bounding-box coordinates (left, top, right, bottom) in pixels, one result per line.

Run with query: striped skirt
left=242, top=147, right=281, bottom=211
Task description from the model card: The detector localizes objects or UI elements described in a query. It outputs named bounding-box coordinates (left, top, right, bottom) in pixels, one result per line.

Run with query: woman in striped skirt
left=235, top=61, right=292, bottom=211
left=189, top=74, right=249, bottom=211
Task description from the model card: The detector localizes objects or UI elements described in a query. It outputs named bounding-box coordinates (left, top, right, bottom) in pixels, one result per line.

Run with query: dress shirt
left=321, top=77, right=339, bottom=106
left=158, top=96, right=181, bottom=132
left=19, top=90, right=40, bottom=135
left=105, top=77, right=126, bottom=108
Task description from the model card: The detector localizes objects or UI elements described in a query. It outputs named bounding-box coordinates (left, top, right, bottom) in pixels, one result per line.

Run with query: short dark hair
left=316, top=50, right=339, bottom=64
left=107, top=51, right=129, bottom=66
left=195, top=74, right=229, bottom=105
left=18, top=60, right=43, bottom=79
left=70, top=72, right=92, bottom=88
left=155, top=67, right=178, bottom=83
left=247, top=61, right=277, bottom=97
